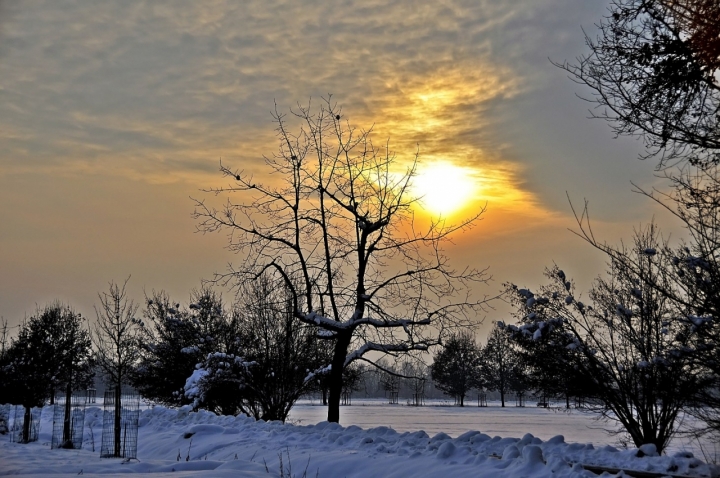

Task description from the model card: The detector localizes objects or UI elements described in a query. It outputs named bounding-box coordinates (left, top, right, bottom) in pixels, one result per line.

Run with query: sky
left=0, top=0, right=682, bottom=338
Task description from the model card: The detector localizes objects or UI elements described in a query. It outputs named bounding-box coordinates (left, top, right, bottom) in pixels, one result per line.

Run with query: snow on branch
left=296, top=311, right=346, bottom=331
left=351, top=317, right=430, bottom=330
left=296, top=310, right=431, bottom=335
left=344, top=342, right=429, bottom=368
left=304, top=364, right=332, bottom=383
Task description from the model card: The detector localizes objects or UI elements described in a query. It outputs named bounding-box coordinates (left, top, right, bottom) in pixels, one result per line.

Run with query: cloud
left=0, top=0, right=565, bottom=188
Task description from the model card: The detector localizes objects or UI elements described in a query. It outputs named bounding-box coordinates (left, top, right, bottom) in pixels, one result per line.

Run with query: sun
left=412, top=162, right=478, bottom=216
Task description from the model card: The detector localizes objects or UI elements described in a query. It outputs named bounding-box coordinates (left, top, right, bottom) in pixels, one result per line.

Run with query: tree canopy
left=557, top=0, right=720, bottom=169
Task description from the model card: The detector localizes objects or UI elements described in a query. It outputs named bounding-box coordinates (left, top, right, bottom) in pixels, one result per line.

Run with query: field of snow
left=289, top=399, right=616, bottom=446
left=1, top=401, right=719, bottom=478
left=290, top=399, right=715, bottom=455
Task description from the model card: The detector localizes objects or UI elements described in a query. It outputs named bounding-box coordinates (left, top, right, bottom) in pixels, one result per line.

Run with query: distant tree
left=401, top=359, right=429, bottom=404
left=0, top=318, right=9, bottom=405
left=341, top=363, right=364, bottom=398
left=2, top=340, right=46, bottom=443
left=430, top=332, right=483, bottom=406
left=0, top=318, right=11, bottom=407
left=504, top=227, right=709, bottom=454
left=482, top=324, right=519, bottom=407
left=312, top=361, right=365, bottom=404
left=377, top=360, right=402, bottom=396
left=507, top=359, right=531, bottom=403
left=310, top=339, right=336, bottom=405
left=0, top=304, right=94, bottom=444
left=193, top=97, right=489, bottom=423
left=556, top=0, right=720, bottom=169
left=2, top=326, right=53, bottom=442
left=92, top=279, right=140, bottom=458
left=0, top=318, right=8, bottom=362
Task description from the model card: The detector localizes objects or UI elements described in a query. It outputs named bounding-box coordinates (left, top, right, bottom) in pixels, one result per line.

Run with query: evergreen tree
left=132, top=288, right=230, bottom=406
left=1, top=303, right=93, bottom=443
left=431, top=332, right=483, bottom=406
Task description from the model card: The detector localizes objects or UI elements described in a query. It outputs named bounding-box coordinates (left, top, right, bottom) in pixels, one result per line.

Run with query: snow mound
left=0, top=404, right=718, bottom=478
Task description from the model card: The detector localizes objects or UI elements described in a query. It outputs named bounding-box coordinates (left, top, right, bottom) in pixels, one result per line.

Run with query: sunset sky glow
left=0, top=0, right=681, bottom=336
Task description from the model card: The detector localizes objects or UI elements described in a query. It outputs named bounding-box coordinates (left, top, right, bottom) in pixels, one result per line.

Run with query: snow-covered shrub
left=184, top=352, right=253, bottom=415
left=132, top=288, right=234, bottom=407
left=504, top=226, right=711, bottom=454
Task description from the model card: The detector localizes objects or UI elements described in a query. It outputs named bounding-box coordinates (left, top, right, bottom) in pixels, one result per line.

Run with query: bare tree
left=401, top=359, right=429, bottom=405
left=233, top=273, right=325, bottom=421
left=194, top=97, right=490, bottom=423
left=504, top=226, right=709, bottom=454
left=554, top=0, right=720, bottom=445
left=576, top=170, right=720, bottom=438
left=92, top=279, right=139, bottom=457
left=482, top=324, right=519, bottom=408
left=556, top=0, right=720, bottom=169
left=0, top=317, right=8, bottom=360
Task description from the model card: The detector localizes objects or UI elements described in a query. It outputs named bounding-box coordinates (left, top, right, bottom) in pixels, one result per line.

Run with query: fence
left=100, top=390, right=140, bottom=459
left=51, top=392, right=87, bottom=449
left=0, top=404, right=10, bottom=435
left=388, top=390, right=399, bottom=404
left=10, top=406, right=41, bottom=443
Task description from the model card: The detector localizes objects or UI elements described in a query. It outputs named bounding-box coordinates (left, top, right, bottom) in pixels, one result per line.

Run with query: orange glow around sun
left=412, top=162, right=479, bottom=216
left=362, top=66, right=530, bottom=220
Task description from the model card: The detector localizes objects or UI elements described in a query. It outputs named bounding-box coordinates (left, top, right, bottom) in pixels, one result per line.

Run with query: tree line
left=0, top=275, right=344, bottom=430
left=0, top=278, right=528, bottom=427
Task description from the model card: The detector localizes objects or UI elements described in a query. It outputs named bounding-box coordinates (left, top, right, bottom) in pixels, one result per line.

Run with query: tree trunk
left=63, top=383, right=72, bottom=446
left=114, top=386, right=122, bottom=457
left=327, top=333, right=351, bottom=423
left=500, top=391, right=505, bottom=407
left=566, top=393, right=570, bottom=409
left=322, top=387, right=328, bottom=406
left=460, top=395, right=464, bottom=407
left=22, top=406, right=31, bottom=443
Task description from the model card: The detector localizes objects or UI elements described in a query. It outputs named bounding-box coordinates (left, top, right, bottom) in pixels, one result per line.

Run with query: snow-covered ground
left=1, top=401, right=718, bottom=478
left=290, top=399, right=616, bottom=446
